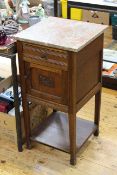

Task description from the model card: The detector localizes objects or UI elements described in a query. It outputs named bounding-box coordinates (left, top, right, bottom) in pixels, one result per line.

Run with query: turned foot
left=18, top=146, right=23, bottom=152
left=26, top=140, right=32, bottom=149
left=70, top=156, right=76, bottom=165
left=94, top=128, right=99, bottom=136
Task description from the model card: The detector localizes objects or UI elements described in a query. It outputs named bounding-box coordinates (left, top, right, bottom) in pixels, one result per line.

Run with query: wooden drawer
left=24, top=62, right=69, bottom=105
left=22, top=43, right=68, bottom=70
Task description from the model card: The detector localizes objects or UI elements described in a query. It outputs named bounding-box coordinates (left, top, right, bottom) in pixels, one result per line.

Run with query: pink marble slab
left=14, top=17, right=107, bottom=52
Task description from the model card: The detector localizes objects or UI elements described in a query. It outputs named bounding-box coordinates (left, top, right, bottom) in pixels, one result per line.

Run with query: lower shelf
left=31, top=111, right=97, bottom=153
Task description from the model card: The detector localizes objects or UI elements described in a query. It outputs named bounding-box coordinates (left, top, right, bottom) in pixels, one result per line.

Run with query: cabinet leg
left=11, top=55, right=23, bottom=152
left=94, top=90, right=101, bottom=136
left=69, top=113, right=76, bottom=165
left=26, top=139, right=32, bottom=149
left=23, top=101, right=31, bottom=149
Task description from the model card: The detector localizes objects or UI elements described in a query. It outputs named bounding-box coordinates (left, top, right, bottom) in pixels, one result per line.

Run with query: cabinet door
left=24, top=62, right=68, bottom=105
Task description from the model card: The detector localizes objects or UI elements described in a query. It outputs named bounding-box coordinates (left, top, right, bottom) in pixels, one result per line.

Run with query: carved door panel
left=24, top=62, right=68, bottom=105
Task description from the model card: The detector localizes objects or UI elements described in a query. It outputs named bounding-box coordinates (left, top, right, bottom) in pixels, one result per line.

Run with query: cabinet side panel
left=76, top=34, right=103, bottom=103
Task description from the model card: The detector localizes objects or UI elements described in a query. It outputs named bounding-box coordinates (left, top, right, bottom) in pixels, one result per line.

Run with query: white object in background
left=20, top=0, right=30, bottom=14
left=18, top=0, right=30, bottom=23
left=103, top=49, right=117, bottom=63
left=103, top=61, right=114, bottom=70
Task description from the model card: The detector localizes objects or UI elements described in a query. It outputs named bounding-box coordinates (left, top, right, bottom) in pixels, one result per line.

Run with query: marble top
left=68, top=0, right=117, bottom=7
left=14, top=17, right=107, bottom=52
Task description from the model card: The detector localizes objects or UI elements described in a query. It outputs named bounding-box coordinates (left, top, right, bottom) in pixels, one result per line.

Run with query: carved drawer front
left=24, top=62, right=68, bottom=105
left=22, top=43, right=68, bottom=70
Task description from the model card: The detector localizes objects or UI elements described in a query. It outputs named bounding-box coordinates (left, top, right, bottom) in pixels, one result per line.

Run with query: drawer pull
left=39, top=75, right=55, bottom=88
